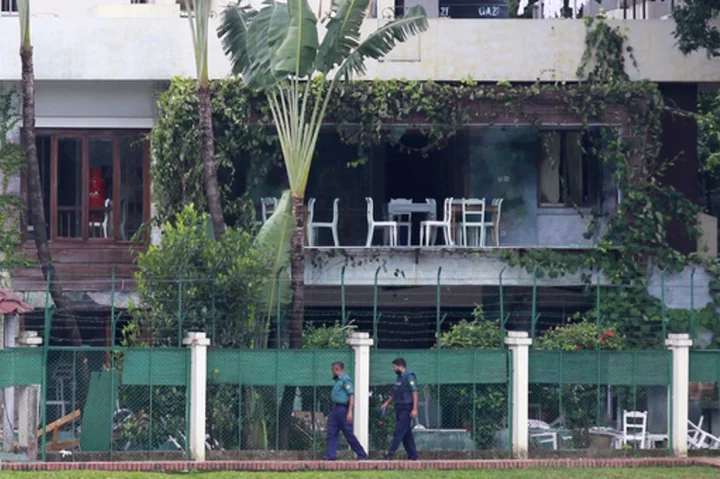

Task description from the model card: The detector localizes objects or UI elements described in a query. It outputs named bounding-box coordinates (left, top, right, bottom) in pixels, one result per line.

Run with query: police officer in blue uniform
left=325, top=361, right=368, bottom=461
left=381, top=357, right=419, bottom=460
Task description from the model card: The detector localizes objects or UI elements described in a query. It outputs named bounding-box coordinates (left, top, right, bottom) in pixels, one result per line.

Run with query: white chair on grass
left=366, top=197, right=397, bottom=247
left=461, top=198, right=486, bottom=247
left=307, top=197, right=340, bottom=247
left=420, top=197, right=454, bottom=246
left=688, top=416, right=720, bottom=449
left=483, top=198, right=504, bottom=246
left=622, top=410, right=647, bottom=449
left=389, top=198, right=413, bottom=246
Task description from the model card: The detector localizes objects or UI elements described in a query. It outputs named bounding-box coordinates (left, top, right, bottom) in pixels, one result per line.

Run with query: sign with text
left=439, top=0, right=509, bottom=18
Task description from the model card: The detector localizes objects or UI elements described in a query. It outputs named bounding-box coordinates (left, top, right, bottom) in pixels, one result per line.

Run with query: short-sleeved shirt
left=331, top=373, right=354, bottom=404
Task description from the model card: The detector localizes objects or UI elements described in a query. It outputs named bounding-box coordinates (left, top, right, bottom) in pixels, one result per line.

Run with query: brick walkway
left=1, top=457, right=719, bottom=472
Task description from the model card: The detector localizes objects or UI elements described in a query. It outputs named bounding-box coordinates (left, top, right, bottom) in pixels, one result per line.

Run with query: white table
left=387, top=202, right=435, bottom=246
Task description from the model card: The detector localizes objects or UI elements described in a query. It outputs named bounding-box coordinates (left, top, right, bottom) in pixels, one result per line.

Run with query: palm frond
left=218, top=2, right=257, bottom=75
left=335, top=5, right=428, bottom=81
left=314, top=0, right=370, bottom=74
left=253, top=191, right=293, bottom=320
left=272, top=0, right=319, bottom=79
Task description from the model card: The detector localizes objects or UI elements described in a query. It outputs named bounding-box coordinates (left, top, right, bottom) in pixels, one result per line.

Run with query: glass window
left=539, top=130, right=601, bottom=207
left=119, top=136, right=145, bottom=240
left=57, top=138, right=83, bottom=238
left=89, top=138, right=114, bottom=239
left=27, top=132, right=148, bottom=242
left=1, top=0, right=18, bottom=13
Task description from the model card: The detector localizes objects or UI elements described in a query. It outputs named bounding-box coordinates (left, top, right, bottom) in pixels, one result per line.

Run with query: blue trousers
left=325, top=405, right=367, bottom=460
left=387, top=406, right=418, bottom=460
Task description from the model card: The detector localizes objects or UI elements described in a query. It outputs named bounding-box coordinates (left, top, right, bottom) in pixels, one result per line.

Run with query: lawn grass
left=0, top=468, right=717, bottom=479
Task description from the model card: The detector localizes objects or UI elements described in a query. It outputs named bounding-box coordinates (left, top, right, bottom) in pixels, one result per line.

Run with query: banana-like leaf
left=335, top=5, right=428, bottom=80
left=253, top=190, right=293, bottom=319
left=218, top=3, right=256, bottom=75
left=315, top=0, right=370, bottom=74
left=219, top=0, right=289, bottom=89
left=272, top=0, right=319, bottom=78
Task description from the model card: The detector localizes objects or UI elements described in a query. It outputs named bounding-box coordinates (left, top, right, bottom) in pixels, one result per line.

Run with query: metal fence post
left=690, top=268, right=696, bottom=346
left=499, top=268, right=506, bottom=347
left=40, top=266, right=52, bottom=461
left=531, top=269, right=538, bottom=341
left=436, top=267, right=442, bottom=343
left=276, top=267, right=284, bottom=348
left=177, top=274, right=184, bottom=347
left=373, top=267, right=381, bottom=345
left=661, top=270, right=667, bottom=340
left=341, top=266, right=346, bottom=340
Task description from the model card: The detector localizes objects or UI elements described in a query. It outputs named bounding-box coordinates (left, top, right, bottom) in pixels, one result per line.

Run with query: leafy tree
left=132, top=204, right=270, bottom=347
left=673, top=0, right=720, bottom=58
left=184, top=0, right=226, bottom=239
left=218, top=0, right=428, bottom=350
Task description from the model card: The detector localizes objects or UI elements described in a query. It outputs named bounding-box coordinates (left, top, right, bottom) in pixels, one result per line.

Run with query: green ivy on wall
left=0, top=89, right=31, bottom=275
left=150, top=15, right=711, bottom=348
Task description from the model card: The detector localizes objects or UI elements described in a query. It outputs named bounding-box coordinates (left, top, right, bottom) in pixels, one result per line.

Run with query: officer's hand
left=410, top=409, right=418, bottom=419
left=346, top=411, right=353, bottom=424
left=381, top=400, right=391, bottom=410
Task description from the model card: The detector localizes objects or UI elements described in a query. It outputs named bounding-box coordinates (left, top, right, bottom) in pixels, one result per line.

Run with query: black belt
left=333, top=402, right=348, bottom=407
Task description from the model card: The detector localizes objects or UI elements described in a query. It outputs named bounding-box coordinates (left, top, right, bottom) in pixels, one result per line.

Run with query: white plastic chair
left=260, top=197, right=278, bottom=223
left=622, top=410, right=647, bottom=449
left=425, top=198, right=437, bottom=244
left=307, top=197, right=339, bottom=247
left=483, top=198, right=504, bottom=246
left=420, top=197, right=454, bottom=246
left=89, top=198, right=111, bottom=238
left=389, top=198, right=413, bottom=246
left=688, top=416, right=720, bottom=449
left=460, top=198, right=486, bottom=247
left=365, top=197, right=397, bottom=247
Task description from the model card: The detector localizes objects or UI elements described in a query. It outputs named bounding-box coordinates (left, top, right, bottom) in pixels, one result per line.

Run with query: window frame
left=537, top=128, right=601, bottom=209
left=23, top=129, right=151, bottom=244
left=0, top=0, right=18, bottom=14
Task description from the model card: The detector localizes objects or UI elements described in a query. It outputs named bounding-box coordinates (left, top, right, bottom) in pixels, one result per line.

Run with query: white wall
left=0, top=17, right=718, bottom=83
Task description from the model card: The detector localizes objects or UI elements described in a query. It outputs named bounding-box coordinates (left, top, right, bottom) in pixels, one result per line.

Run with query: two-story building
left=0, top=0, right=718, bottom=346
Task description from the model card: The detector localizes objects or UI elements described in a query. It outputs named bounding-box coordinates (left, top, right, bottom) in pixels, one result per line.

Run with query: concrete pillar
left=347, top=331, right=374, bottom=452
left=505, top=331, right=532, bottom=459
left=183, top=331, right=210, bottom=461
left=2, top=315, right=19, bottom=452
left=17, top=330, right=42, bottom=460
left=666, top=333, right=693, bottom=457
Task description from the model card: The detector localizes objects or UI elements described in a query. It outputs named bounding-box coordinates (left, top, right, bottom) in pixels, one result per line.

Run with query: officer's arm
left=412, top=391, right=419, bottom=413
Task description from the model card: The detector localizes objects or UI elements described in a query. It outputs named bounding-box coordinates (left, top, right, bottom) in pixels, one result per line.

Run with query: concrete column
left=2, top=316, right=19, bottom=452
left=505, top=331, right=532, bottom=459
left=17, top=330, right=42, bottom=460
left=347, top=332, right=374, bottom=452
left=183, top=331, right=210, bottom=461
left=666, top=333, right=693, bottom=457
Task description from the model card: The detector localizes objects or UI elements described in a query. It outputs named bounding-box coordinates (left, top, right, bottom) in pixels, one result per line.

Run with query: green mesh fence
left=688, top=351, right=720, bottom=451
left=36, top=347, right=190, bottom=461
left=528, top=350, right=671, bottom=456
left=205, top=349, right=354, bottom=459
left=370, top=350, right=510, bottom=459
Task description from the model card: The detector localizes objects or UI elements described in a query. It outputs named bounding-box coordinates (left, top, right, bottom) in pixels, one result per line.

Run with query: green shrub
left=536, top=320, right=625, bottom=351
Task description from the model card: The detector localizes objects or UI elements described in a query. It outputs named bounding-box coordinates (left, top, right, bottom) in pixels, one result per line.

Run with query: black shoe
left=357, top=456, right=368, bottom=461
left=383, top=455, right=393, bottom=460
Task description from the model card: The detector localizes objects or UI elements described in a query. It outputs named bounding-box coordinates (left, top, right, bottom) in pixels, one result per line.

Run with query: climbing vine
left=151, top=15, right=711, bottom=348
left=0, top=89, right=30, bottom=275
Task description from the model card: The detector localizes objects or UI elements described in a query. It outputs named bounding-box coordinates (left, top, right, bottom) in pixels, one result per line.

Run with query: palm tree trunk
left=278, top=193, right=305, bottom=450
left=21, top=45, right=82, bottom=346
left=288, top=193, right=305, bottom=349
left=197, top=84, right=225, bottom=240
